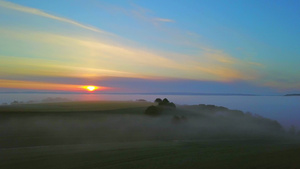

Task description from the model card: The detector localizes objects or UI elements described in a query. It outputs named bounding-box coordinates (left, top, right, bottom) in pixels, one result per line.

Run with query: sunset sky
left=0, top=0, right=299, bottom=94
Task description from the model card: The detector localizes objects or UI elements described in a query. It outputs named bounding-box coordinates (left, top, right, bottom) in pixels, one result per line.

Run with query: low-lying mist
left=0, top=101, right=296, bottom=148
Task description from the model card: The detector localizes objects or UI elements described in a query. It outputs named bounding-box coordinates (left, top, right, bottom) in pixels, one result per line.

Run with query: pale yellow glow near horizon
left=0, top=28, right=261, bottom=82
left=0, top=0, right=299, bottom=92
left=0, top=1, right=267, bottom=90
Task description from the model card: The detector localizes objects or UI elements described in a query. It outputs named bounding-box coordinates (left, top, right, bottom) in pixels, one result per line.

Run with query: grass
left=1, top=140, right=300, bottom=169
left=0, top=101, right=154, bottom=113
left=0, top=101, right=299, bottom=169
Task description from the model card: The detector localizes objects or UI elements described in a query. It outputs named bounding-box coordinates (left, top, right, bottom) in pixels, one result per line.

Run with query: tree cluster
left=155, top=98, right=176, bottom=108
left=145, top=98, right=176, bottom=116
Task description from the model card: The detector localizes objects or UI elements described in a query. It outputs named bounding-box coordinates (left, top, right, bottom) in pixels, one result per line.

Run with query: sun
left=82, top=86, right=98, bottom=92
left=86, top=86, right=96, bottom=91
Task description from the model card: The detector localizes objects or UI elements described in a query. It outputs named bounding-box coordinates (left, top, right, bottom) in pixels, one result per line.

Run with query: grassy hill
left=0, top=101, right=299, bottom=169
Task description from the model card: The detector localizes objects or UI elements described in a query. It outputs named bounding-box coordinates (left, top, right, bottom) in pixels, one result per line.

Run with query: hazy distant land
left=1, top=99, right=300, bottom=169
left=285, top=94, right=300, bottom=96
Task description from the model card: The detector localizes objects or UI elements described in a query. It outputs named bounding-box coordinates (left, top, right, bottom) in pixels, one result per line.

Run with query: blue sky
left=0, top=0, right=299, bottom=94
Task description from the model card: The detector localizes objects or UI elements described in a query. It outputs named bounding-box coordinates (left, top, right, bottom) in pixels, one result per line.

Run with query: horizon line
left=0, top=91, right=283, bottom=96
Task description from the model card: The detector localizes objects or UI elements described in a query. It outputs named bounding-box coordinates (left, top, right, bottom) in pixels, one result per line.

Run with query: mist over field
left=1, top=100, right=300, bottom=168
left=0, top=100, right=291, bottom=148
left=2, top=94, right=300, bottom=129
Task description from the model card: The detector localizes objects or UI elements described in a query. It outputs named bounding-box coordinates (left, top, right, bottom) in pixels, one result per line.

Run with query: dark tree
left=157, top=98, right=176, bottom=108
left=159, top=98, right=169, bottom=106
left=145, top=105, right=161, bottom=116
left=11, top=100, right=19, bottom=105
left=154, top=98, right=162, bottom=103
left=168, top=102, right=176, bottom=108
left=162, top=98, right=170, bottom=103
left=145, top=98, right=176, bottom=117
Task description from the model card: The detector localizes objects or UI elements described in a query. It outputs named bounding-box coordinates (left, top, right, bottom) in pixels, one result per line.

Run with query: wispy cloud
left=0, top=29, right=186, bottom=79
left=131, top=5, right=175, bottom=26
left=97, top=2, right=175, bottom=26
left=0, top=0, right=107, bottom=34
left=0, top=54, right=146, bottom=79
left=0, top=28, right=262, bottom=83
left=0, top=1, right=268, bottom=90
left=153, top=18, right=175, bottom=23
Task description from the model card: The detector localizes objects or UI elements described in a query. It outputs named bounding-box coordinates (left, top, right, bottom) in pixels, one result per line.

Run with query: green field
left=1, top=101, right=300, bottom=169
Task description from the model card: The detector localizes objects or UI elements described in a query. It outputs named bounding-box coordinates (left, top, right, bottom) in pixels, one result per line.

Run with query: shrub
left=145, top=105, right=161, bottom=116
left=158, top=98, right=176, bottom=108
left=154, top=98, right=162, bottom=103
left=162, top=98, right=170, bottom=104
left=145, top=98, right=176, bottom=116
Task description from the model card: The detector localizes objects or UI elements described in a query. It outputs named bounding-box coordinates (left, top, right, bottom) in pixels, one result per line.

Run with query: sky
left=0, top=0, right=299, bottom=94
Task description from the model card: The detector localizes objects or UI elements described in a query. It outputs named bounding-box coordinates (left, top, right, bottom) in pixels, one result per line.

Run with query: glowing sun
left=82, top=86, right=98, bottom=92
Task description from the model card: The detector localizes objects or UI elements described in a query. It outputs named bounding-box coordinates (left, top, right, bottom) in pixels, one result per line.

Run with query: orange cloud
left=0, top=79, right=111, bottom=92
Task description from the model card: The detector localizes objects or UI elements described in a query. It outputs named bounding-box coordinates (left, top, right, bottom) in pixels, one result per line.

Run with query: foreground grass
left=1, top=140, right=300, bottom=169
left=1, top=101, right=300, bottom=168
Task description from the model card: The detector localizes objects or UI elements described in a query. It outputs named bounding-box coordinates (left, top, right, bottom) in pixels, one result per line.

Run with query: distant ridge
left=107, top=92, right=259, bottom=96
left=285, top=94, right=300, bottom=96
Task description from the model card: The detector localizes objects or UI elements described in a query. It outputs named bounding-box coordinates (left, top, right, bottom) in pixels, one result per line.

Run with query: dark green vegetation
left=145, top=98, right=176, bottom=116
left=1, top=100, right=300, bottom=169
